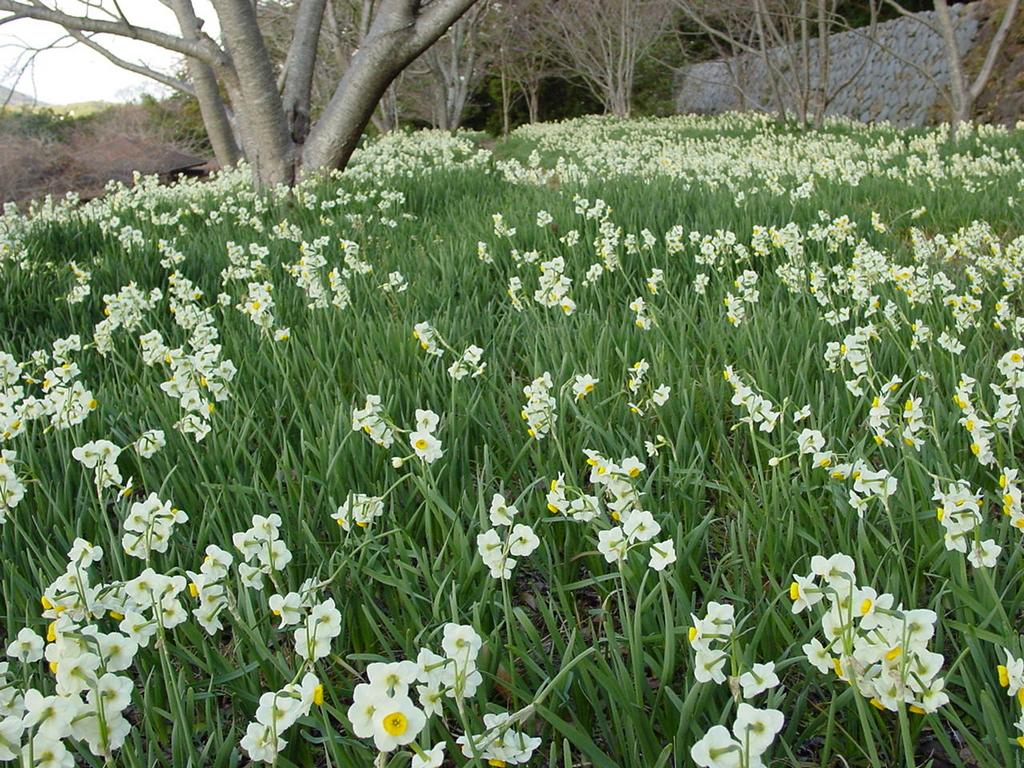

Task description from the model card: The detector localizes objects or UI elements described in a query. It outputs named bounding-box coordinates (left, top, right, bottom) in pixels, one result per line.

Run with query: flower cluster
left=332, top=493, right=385, bottom=531
left=140, top=326, right=237, bottom=442
left=625, top=359, right=670, bottom=415
left=791, top=553, right=947, bottom=713
left=691, top=704, right=784, bottom=768
left=521, top=372, right=557, bottom=440
left=724, top=366, right=780, bottom=433
left=476, top=494, right=540, bottom=579
left=233, top=514, right=293, bottom=589
left=240, top=673, right=321, bottom=762
left=122, top=493, right=188, bottom=561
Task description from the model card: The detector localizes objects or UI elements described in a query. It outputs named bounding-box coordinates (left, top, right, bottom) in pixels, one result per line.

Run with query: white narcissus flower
left=732, top=703, right=784, bottom=756
left=694, top=648, right=728, bottom=684
left=796, top=428, right=825, bottom=455
left=690, top=724, right=741, bottom=768
left=409, top=430, right=443, bottom=464
left=367, top=660, right=419, bottom=697
left=414, top=409, right=440, bottom=432
left=6, top=628, right=44, bottom=663
left=597, top=526, right=627, bottom=563
left=966, top=538, right=1001, bottom=569
left=508, top=524, right=540, bottom=556
left=25, top=733, right=75, bottom=768
left=442, top=623, right=482, bottom=662
left=648, top=539, right=676, bottom=572
left=788, top=573, right=822, bottom=614
left=134, top=429, right=166, bottom=458
left=623, top=510, right=660, bottom=542
left=738, top=661, right=780, bottom=699
left=347, top=684, right=378, bottom=740
left=67, top=538, right=103, bottom=567
left=240, top=722, right=286, bottom=763
left=268, top=592, right=303, bottom=626
left=572, top=373, right=599, bottom=400
left=802, top=638, right=833, bottom=674
left=651, top=385, right=671, bottom=406
left=999, top=650, right=1024, bottom=697
left=22, top=689, right=78, bottom=741
left=488, top=493, right=517, bottom=526
left=368, top=692, right=426, bottom=752
left=0, top=715, right=24, bottom=761
left=412, top=742, right=446, bottom=768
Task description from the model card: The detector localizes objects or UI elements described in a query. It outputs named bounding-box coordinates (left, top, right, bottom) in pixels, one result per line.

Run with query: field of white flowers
left=0, top=112, right=1023, bottom=768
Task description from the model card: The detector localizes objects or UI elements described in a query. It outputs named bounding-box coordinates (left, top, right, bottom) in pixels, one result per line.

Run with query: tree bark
left=934, top=0, right=969, bottom=137
left=212, top=0, right=295, bottom=185
left=302, top=0, right=478, bottom=174
left=526, top=81, right=539, bottom=123
left=0, top=0, right=482, bottom=186
left=167, top=0, right=242, bottom=168
left=281, top=0, right=328, bottom=145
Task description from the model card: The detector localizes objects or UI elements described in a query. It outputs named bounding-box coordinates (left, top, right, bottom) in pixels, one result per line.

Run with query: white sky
left=0, top=1, right=218, bottom=104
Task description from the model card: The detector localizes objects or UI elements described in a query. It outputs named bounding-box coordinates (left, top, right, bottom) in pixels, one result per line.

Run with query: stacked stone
left=675, top=2, right=981, bottom=126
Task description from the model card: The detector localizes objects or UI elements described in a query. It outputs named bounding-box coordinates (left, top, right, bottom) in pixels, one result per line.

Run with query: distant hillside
left=0, top=85, right=44, bottom=107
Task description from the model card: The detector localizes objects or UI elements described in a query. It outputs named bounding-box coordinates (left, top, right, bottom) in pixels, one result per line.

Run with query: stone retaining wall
left=676, top=3, right=981, bottom=125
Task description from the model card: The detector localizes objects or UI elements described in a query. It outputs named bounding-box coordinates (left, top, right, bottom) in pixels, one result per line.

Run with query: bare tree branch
left=0, top=0, right=228, bottom=66
left=280, top=0, right=328, bottom=142
left=63, top=27, right=196, bottom=96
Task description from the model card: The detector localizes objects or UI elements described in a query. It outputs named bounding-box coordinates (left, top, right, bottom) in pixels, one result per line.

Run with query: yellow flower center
left=381, top=711, right=408, bottom=736
left=414, top=438, right=428, bottom=451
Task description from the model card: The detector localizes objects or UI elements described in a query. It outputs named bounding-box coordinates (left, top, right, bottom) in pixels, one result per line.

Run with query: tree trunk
left=212, top=0, right=294, bottom=185
left=302, top=0, right=478, bottom=174
left=281, top=0, right=328, bottom=145
left=934, top=0, right=968, bottom=139
left=526, top=81, right=540, bottom=124
left=168, top=0, right=241, bottom=167
left=0, top=0, right=481, bottom=187
left=500, top=63, right=511, bottom=136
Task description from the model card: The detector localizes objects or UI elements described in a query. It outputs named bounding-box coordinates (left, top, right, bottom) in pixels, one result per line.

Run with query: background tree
left=884, top=0, right=1021, bottom=137
left=674, top=0, right=884, bottom=126
left=492, top=0, right=557, bottom=132
left=0, top=0, right=481, bottom=186
left=549, top=0, right=675, bottom=118
left=419, top=0, right=492, bottom=130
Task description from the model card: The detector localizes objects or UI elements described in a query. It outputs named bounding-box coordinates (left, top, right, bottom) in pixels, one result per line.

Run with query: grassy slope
left=1, top=117, right=1024, bottom=767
